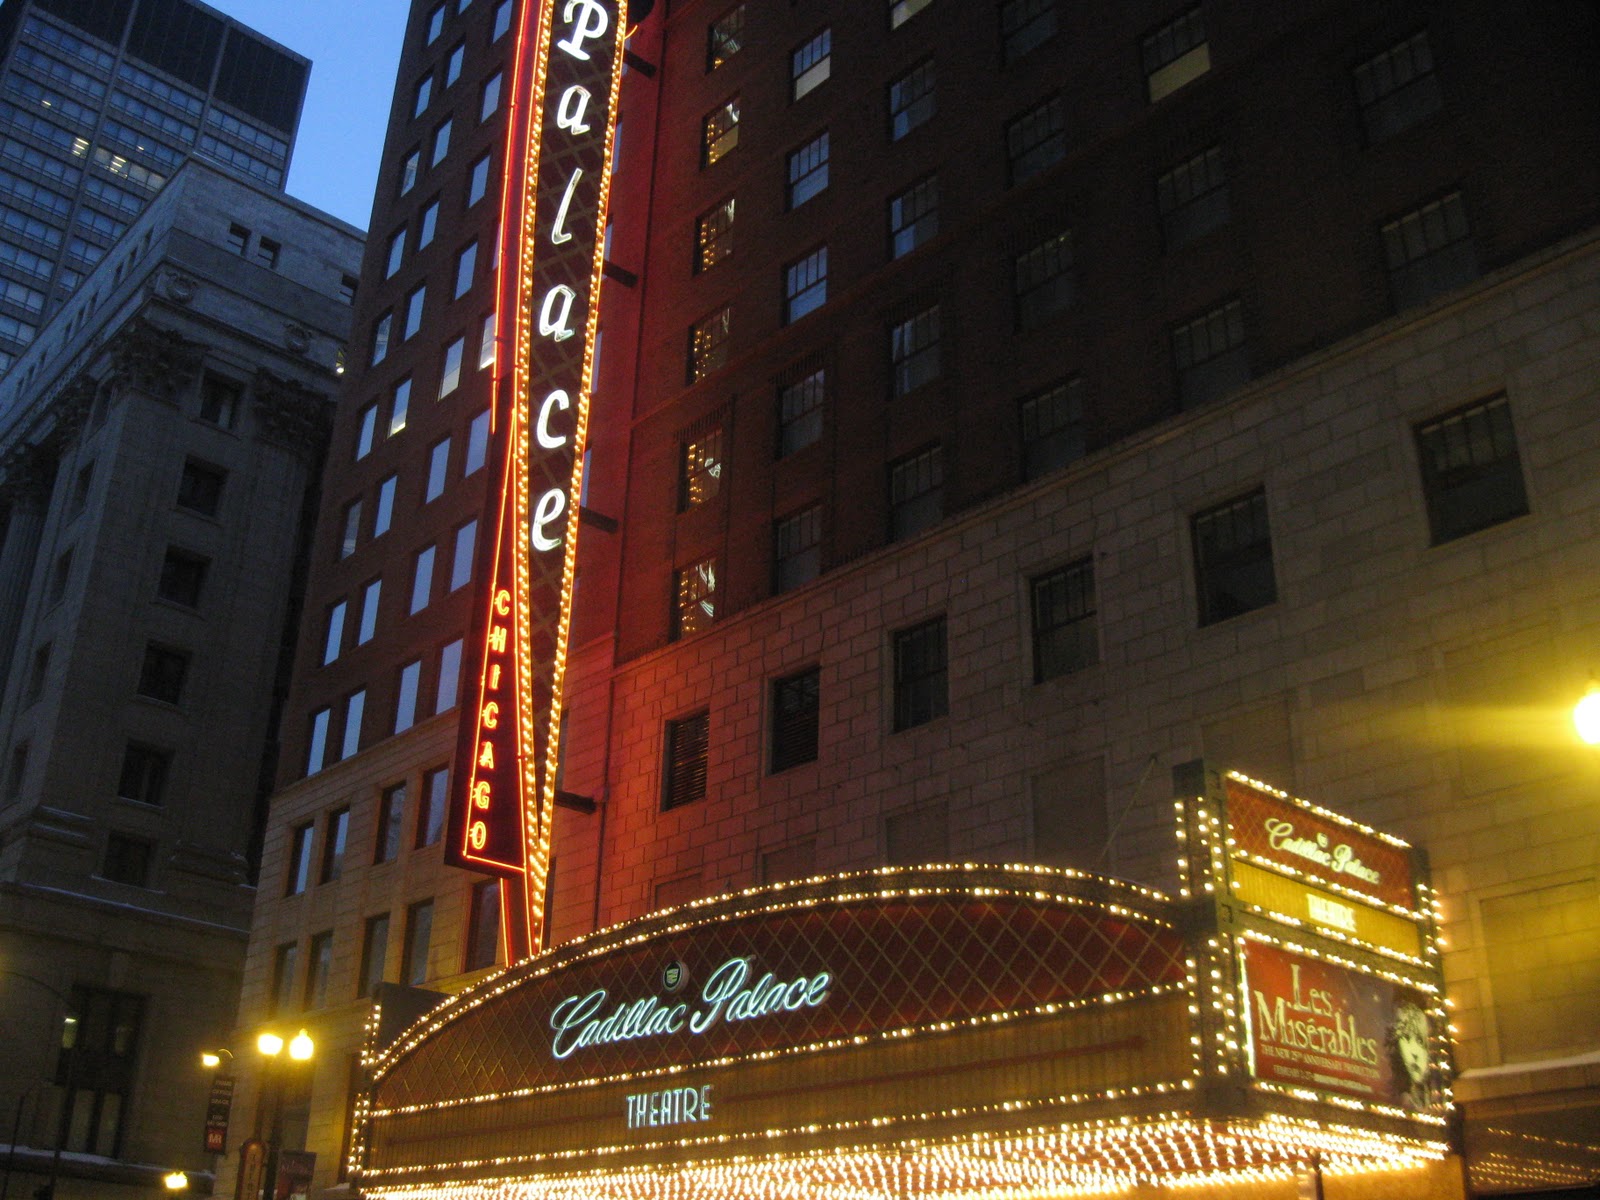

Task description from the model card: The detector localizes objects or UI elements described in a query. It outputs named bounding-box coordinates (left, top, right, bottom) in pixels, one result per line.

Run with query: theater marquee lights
left=446, top=0, right=626, bottom=959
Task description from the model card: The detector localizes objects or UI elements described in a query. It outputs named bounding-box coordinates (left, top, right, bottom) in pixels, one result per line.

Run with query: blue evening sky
left=214, top=0, right=411, bottom=230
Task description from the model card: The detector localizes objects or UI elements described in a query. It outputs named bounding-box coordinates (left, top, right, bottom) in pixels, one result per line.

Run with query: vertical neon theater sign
left=445, top=0, right=626, bottom=961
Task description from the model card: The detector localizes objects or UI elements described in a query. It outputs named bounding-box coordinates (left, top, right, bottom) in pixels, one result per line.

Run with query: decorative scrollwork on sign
left=106, top=319, right=201, bottom=406
left=251, top=367, right=331, bottom=455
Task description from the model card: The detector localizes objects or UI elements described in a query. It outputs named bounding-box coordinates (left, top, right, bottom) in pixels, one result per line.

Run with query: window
left=227, top=223, right=249, bottom=254
left=410, top=546, right=437, bottom=615
left=358, top=579, right=382, bottom=644
left=399, top=148, right=421, bottom=196
left=688, top=307, right=732, bottom=383
left=695, top=198, right=735, bottom=272
left=1382, top=191, right=1477, bottom=311
left=419, top=199, right=440, bottom=248
left=455, top=240, right=477, bottom=298
left=271, top=942, right=299, bottom=1015
left=774, top=505, right=823, bottom=592
left=323, top=601, right=347, bottom=665
left=890, top=0, right=932, bottom=27
left=395, top=660, right=422, bottom=733
left=355, top=405, right=377, bottom=460
left=893, top=618, right=948, bottom=731
left=493, top=0, right=511, bottom=40
left=1192, top=489, right=1276, bottom=625
left=358, top=914, right=390, bottom=997
left=136, top=644, right=187, bottom=704
left=402, top=899, right=434, bottom=986
left=1415, top=395, right=1528, bottom=544
left=306, top=708, right=331, bottom=775
left=707, top=6, right=744, bottom=71
left=1019, top=377, right=1086, bottom=479
left=770, top=668, right=820, bottom=772
left=176, top=459, right=225, bottom=516
left=255, top=237, right=281, bottom=269
left=784, top=247, right=828, bottom=323
left=305, top=932, right=333, bottom=1008
left=480, top=71, right=502, bottom=121
left=438, top=335, right=465, bottom=399
left=50, top=549, right=73, bottom=606
left=889, top=176, right=938, bottom=259
left=371, top=311, right=393, bottom=365
left=1006, top=94, right=1065, bottom=184
left=413, top=73, right=433, bottom=117
left=1031, top=558, right=1097, bottom=681
left=70, top=463, right=93, bottom=518
left=451, top=520, right=477, bottom=591
left=26, top=643, right=50, bottom=705
left=320, top=807, right=349, bottom=883
left=1172, top=298, right=1248, bottom=408
left=662, top=710, right=710, bottom=811
left=1355, top=30, right=1441, bottom=143
left=403, top=285, right=427, bottom=339
left=157, top=547, right=207, bottom=607
left=1157, top=145, right=1229, bottom=249
left=1143, top=6, right=1209, bottom=103
left=466, top=410, right=489, bottom=474
left=479, top=312, right=497, bottom=368
left=1014, top=230, right=1074, bottom=329
left=777, top=367, right=825, bottom=457
left=1001, top=0, right=1056, bottom=61
left=53, top=986, right=145, bottom=1156
left=285, top=822, right=314, bottom=895
left=116, top=744, right=169, bottom=805
left=446, top=41, right=465, bottom=86
left=6, top=743, right=27, bottom=803
left=786, top=131, right=829, bottom=209
left=389, top=377, right=412, bottom=436
left=339, top=500, right=362, bottom=558
left=890, top=305, right=940, bottom=397
left=341, top=691, right=365, bottom=759
left=437, top=638, right=464, bottom=711
left=464, top=880, right=501, bottom=971
left=432, top=118, right=453, bottom=166
left=425, top=3, right=446, bottom=43
left=889, top=445, right=943, bottom=540
left=468, top=153, right=491, bottom=205
left=384, top=227, right=405, bottom=278
left=702, top=98, right=740, bottom=166
left=426, top=438, right=451, bottom=501
left=791, top=29, right=831, bottom=101
left=888, top=61, right=935, bottom=141
left=198, top=374, right=241, bottom=427
left=374, top=476, right=397, bottom=537
left=417, top=766, right=448, bottom=847
left=101, top=832, right=151, bottom=887
left=374, top=784, right=406, bottom=865
left=339, top=274, right=359, bottom=304
left=672, top=559, right=717, bottom=640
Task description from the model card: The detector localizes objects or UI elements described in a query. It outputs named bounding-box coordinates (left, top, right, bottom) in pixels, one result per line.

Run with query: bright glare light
left=200, top=1051, right=221, bottom=1068
left=164, top=1171, right=187, bottom=1191
left=288, top=1030, right=314, bottom=1061
left=1575, top=686, right=1600, bottom=745
left=257, top=1032, right=284, bottom=1057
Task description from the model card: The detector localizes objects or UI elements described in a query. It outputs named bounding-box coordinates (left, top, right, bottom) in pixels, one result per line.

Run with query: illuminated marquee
left=446, top=0, right=626, bottom=958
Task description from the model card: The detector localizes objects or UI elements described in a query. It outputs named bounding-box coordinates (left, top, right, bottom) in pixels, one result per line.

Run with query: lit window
left=454, top=240, right=477, bottom=298
left=437, top=638, right=463, bottom=711
left=446, top=41, right=465, bottom=86
left=410, top=545, right=436, bottom=614
left=1414, top=395, right=1528, bottom=545
left=679, top=426, right=723, bottom=510
left=1014, top=230, right=1074, bottom=330
left=1355, top=30, right=1441, bottom=143
left=1172, top=298, right=1248, bottom=409
left=451, top=519, right=477, bottom=590
left=1143, top=6, right=1209, bottom=103
left=1019, top=377, right=1086, bottom=480
left=431, top=118, right=452, bottom=166
left=890, top=0, right=932, bottom=27
left=389, top=376, right=412, bottom=436
left=1192, top=489, right=1276, bottom=625
left=439, top=336, right=464, bottom=397
left=1005, top=93, right=1065, bottom=184
left=374, top=475, right=397, bottom=537
left=1381, top=191, right=1477, bottom=311
left=707, top=5, right=744, bottom=71
left=418, top=199, right=440, bottom=248
left=662, top=710, right=710, bottom=810
left=384, top=227, right=405, bottom=278
left=1001, top=0, right=1056, bottom=62
left=339, top=499, right=362, bottom=558
left=468, top=153, right=491, bottom=206
left=694, top=197, right=735, bottom=272
left=770, top=668, right=819, bottom=772
left=777, top=367, right=824, bottom=458
left=791, top=29, right=831, bottom=101
left=889, top=445, right=943, bottom=540
left=426, top=438, right=450, bottom=501
left=786, top=131, right=829, bottom=209
left=888, top=60, right=934, bottom=141
left=672, top=558, right=717, bottom=640
left=306, top=709, right=330, bottom=776
left=403, top=285, right=426, bottom=339
left=1031, top=558, right=1097, bottom=681
left=889, top=305, right=940, bottom=397
left=702, top=98, right=740, bottom=166
left=323, top=601, right=347, bottom=665
left=466, top=409, right=489, bottom=474
left=687, top=306, right=732, bottom=384
left=1157, top=145, right=1229, bottom=249
left=889, top=176, right=938, bottom=259
left=783, top=246, right=827, bottom=323
left=395, top=660, right=422, bottom=733
left=773, top=504, right=822, bottom=592
left=413, top=74, right=433, bottom=118
left=358, top=579, right=381, bottom=645
left=892, top=618, right=947, bottom=731
left=354, top=404, right=377, bottom=460
left=480, top=71, right=502, bottom=121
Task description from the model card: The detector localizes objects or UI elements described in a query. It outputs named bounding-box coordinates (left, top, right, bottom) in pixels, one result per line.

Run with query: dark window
left=1355, top=30, right=1441, bottom=143
left=371, top=311, right=393, bottom=364
left=398, top=148, right=421, bottom=196
left=707, top=6, right=745, bottom=70
left=425, top=3, right=446, bottom=42
left=1157, top=145, right=1229, bottom=249
left=791, top=29, right=831, bottom=101
left=770, top=669, right=820, bottom=773
left=1173, top=298, right=1248, bottom=409
left=687, top=307, right=731, bottom=383
left=1382, top=191, right=1477, bottom=311
left=135, top=644, right=187, bottom=704
left=50, top=550, right=73, bottom=606
left=1415, top=395, right=1528, bottom=544
left=54, top=986, right=144, bottom=1158
left=774, top=505, right=823, bottom=592
left=255, top=237, right=280, bottom=269
left=1020, top=378, right=1086, bottom=479
left=157, top=547, right=208, bottom=607
left=673, top=558, right=717, bottom=640
left=889, top=446, right=943, bottom=540
left=70, top=463, right=93, bottom=518
left=893, top=618, right=948, bottom=731
left=464, top=880, right=501, bottom=971
left=226, top=223, right=249, bottom=255
left=1005, top=94, right=1064, bottom=184
left=889, top=306, right=940, bottom=397
left=889, top=176, right=938, bottom=259
left=679, top=426, right=724, bottom=510
left=663, top=710, right=710, bottom=811
left=1032, top=559, right=1098, bottom=681
left=357, top=913, right=390, bottom=997
left=695, top=197, right=735, bottom=272
left=777, top=367, right=825, bottom=457
left=375, top=783, right=405, bottom=864
left=1142, top=6, right=1209, bottom=103
left=101, top=832, right=152, bottom=887
left=402, top=900, right=434, bottom=986
left=403, top=285, right=426, bottom=338
left=384, top=228, right=405, bottom=278
left=285, top=821, right=314, bottom=895
left=784, top=246, right=827, bottom=323
left=890, top=0, right=932, bottom=28
left=1001, top=0, right=1057, bottom=61
left=198, top=374, right=241, bottom=427
left=786, top=131, right=829, bottom=209
left=888, top=60, right=934, bottom=141
left=339, top=275, right=358, bottom=304
left=1015, top=230, right=1074, bottom=329
left=1192, top=489, right=1277, bottom=625
left=320, top=807, right=349, bottom=883
left=702, top=97, right=740, bottom=166
left=416, top=767, right=448, bottom=847
left=270, top=942, right=298, bottom=1015
left=116, top=744, right=169, bottom=806
left=176, top=459, right=225, bottom=516
left=304, top=931, right=333, bottom=1009
left=492, top=0, right=512, bottom=39
left=26, top=643, right=50, bottom=705
left=6, top=743, right=27, bottom=802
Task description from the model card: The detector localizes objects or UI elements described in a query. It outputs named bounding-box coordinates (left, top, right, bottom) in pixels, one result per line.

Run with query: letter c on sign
left=536, top=390, right=571, bottom=449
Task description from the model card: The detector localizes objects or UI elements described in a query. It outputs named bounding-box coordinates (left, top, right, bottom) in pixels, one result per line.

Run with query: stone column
left=0, top=457, right=53, bottom=694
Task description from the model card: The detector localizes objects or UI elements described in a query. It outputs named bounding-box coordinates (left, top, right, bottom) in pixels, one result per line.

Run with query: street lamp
left=247, top=1030, right=313, bottom=1200
left=1574, top=681, right=1600, bottom=745
left=164, top=1171, right=189, bottom=1192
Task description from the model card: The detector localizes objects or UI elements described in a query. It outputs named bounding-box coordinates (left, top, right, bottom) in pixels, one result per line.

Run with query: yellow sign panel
left=1230, top=860, right=1422, bottom=959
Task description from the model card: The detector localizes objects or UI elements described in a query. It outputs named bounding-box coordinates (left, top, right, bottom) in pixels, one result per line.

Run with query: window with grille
left=1192, top=489, right=1276, bottom=625
left=791, top=29, right=831, bottom=101
left=703, top=97, right=740, bottom=165
left=777, top=367, right=825, bottom=457
left=1172, top=298, right=1248, bottom=409
left=687, top=307, right=732, bottom=383
left=1142, top=6, right=1209, bottom=103
left=1019, top=378, right=1086, bottom=479
left=889, top=306, right=940, bottom=397
left=889, top=445, right=944, bottom=540
left=774, top=505, right=823, bottom=592
left=787, top=131, right=829, bottom=209
left=889, top=176, right=938, bottom=259
left=1414, top=395, right=1528, bottom=545
left=1001, top=0, right=1056, bottom=62
left=679, top=426, right=724, bottom=510
left=464, top=880, right=501, bottom=970
left=695, top=197, right=735, bottom=272
left=1157, top=145, right=1229, bottom=249
left=663, top=710, right=710, bottom=811
left=1014, top=230, right=1074, bottom=330
left=707, top=5, right=745, bottom=70
left=1005, top=94, right=1064, bottom=184
left=1382, top=191, right=1477, bottom=311
left=1355, top=30, right=1441, bottom=143
left=673, top=558, right=717, bottom=640
left=888, top=60, right=935, bottom=141
left=784, top=246, right=828, bottom=323
left=770, top=668, right=820, bottom=773
left=893, top=618, right=948, bottom=731
left=1031, top=558, right=1097, bottom=681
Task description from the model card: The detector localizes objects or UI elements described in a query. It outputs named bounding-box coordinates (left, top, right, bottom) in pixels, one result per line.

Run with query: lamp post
left=1574, top=681, right=1600, bottom=745
left=0, top=972, right=74, bottom=1200
left=250, top=1031, right=312, bottom=1200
